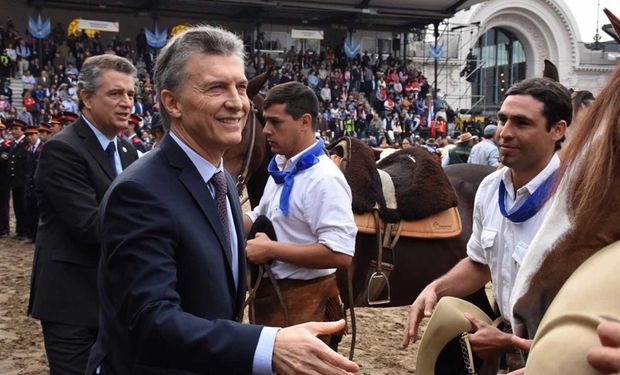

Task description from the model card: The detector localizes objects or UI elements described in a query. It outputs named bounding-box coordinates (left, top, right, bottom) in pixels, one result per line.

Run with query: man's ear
left=301, top=113, right=314, bottom=131
left=159, top=89, right=181, bottom=119
left=550, top=120, right=567, bottom=142
left=79, top=90, right=94, bottom=111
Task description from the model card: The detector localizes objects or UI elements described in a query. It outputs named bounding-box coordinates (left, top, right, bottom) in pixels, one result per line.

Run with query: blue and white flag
left=145, top=24, right=168, bottom=48
left=344, top=36, right=361, bottom=59
left=428, top=42, right=444, bottom=60
left=28, top=14, right=51, bottom=40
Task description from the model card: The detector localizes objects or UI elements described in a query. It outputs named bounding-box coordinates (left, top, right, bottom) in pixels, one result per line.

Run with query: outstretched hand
left=273, top=319, right=359, bottom=375
left=402, top=285, right=438, bottom=348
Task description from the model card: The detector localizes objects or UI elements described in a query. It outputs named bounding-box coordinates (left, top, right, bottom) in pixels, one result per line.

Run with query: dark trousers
left=24, top=191, right=38, bottom=240
left=11, top=186, right=25, bottom=236
left=42, top=321, right=97, bottom=375
left=0, top=183, right=9, bottom=235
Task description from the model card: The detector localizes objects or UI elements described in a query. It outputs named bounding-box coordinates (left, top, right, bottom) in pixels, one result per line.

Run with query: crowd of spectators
left=0, top=17, right=492, bottom=150
left=0, top=18, right=157, bottom=133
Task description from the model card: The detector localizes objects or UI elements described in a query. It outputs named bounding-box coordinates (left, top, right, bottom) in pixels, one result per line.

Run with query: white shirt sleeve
left=466, top=187, right=489, bottom=265
left=302, top=170, right=357, bottom=256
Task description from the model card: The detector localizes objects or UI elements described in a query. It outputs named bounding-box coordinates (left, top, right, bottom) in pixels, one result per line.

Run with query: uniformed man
left=49, top=115, right=62, bottom=135
left=38, top=122, right=52, bottom=143
left=146, top=113, right=163, bottom=148
left=59, top=111, right=79, bottom=129
left=8, top=119, right=28, bottom=240
left=0, top=119, right=11, bottom=237
left=124, top=113, right=148, bottom=153
left=23, top=125, right=43, bottom=243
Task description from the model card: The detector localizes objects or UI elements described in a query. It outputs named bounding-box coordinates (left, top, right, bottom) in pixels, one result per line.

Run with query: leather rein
left=235, top=103, right=257, bottom=205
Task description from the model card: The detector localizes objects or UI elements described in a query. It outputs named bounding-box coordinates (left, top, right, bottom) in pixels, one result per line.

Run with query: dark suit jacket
left=8, top=136, right=28, bottom=188
left=24, top=141, right=43, bottom=196
left=86, top=134, right=263, bottom=375
left=28, top=118, right=139, bottom=328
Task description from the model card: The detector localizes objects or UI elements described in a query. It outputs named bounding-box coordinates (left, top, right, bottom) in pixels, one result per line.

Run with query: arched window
left=471, top=28, right=526, bottom=112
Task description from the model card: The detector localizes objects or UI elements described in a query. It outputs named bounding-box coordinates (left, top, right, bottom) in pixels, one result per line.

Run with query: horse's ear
left=604, top=8, right=620, bottom=43
left=543, top=60, right=559, bottom=82
left=247, top=66, right=274, bottom=100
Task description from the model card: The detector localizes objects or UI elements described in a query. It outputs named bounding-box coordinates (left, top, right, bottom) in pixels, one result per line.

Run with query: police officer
left=38, top=122, right=52, bottom=143
left=124, top=113, right=148, bottom=153
left=59, top=111, right=79, bottom=129
left=23, top=125, right=43, bottom=243
left=8, top=119, right=28, bottom=239
left=0, top=119, right=11, bottom=237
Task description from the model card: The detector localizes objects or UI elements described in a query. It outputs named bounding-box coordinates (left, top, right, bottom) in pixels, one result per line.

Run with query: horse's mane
left=560, top=63, right=620, bottom=231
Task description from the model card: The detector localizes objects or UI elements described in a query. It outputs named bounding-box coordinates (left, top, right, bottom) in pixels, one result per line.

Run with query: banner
left=77, top=19, right=119, bottom=33
left=344, top=36, right=361, bottom=59
left=428, top=42, right=444, bottom=60
left=28, top=15, right=51, bottom=40
left=145, top=24, right=168, bottom=48
left=291, top=29, right=323, bottom=40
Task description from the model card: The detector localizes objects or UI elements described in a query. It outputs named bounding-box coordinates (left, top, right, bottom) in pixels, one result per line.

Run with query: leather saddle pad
left=354, top=206, right=462, bottom=239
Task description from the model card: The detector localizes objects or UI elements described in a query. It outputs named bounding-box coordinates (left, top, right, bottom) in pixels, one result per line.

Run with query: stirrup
left=367, top=270, right=391, bottom=305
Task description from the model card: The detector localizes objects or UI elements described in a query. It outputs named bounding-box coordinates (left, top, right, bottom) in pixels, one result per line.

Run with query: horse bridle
left=235, top=102, right=257, bottom=204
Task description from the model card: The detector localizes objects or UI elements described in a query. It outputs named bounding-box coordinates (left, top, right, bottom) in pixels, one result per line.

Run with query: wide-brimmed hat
left=416, top=297, right=492, bottom=375
left=425, top=138, right=438, bottom=147
left=457, top=132, right=474, bottom=144
left=525, top=240, right=620, bottom=375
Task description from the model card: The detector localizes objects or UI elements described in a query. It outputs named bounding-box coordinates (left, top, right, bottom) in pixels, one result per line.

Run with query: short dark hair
left=504, top=77, right=572, bottom=150
left=78, top=55, right=136, bottom=111
left=263, top=81, right=319, bottom=131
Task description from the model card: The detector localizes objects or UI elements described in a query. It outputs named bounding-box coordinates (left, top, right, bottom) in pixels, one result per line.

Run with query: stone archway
left=467, top=0, right=580, bottom=87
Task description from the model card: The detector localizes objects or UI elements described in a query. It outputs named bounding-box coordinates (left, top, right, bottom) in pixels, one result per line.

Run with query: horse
left=511, top=23, right=620, bottom=340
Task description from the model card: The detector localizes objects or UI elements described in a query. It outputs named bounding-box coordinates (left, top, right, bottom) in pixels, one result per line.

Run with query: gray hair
left=77, top=54, right=137, bottom=111
left=154, top=25, right=245, bottom=130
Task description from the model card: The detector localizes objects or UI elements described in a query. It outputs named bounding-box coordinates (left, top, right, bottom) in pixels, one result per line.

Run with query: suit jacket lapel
left=74, top=119, right=116, bottom=180
left=161, top=136, right=236, bottom=290
left=117, top=139, right=134, bottom=169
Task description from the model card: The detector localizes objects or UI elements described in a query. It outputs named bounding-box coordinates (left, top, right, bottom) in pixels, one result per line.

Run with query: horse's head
left=222, top=68, right=272, bottom=191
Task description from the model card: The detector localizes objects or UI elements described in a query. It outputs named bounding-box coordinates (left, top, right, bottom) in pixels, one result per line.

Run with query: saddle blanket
left=354, top=207, right=462, bottom=239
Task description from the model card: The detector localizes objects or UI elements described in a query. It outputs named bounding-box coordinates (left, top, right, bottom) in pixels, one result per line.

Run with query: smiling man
left=403, top=77, right=571, bottom=373
left=28, top=55, right=139, bottom=375
left=87, top=27, right=358, bottom=375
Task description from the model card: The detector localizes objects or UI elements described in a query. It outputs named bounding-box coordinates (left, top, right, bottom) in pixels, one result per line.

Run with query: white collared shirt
left=466, top=153, right=560, bottom=320
left=247, top=141, right=357, bottom=280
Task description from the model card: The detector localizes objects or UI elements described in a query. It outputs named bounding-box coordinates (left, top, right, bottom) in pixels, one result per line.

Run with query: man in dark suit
left=87, top=25, right=358, bottom=375
left=22, top=125, right=44, bottom=243
left=8, top=119, right=28, bottom=239
left=0, top=119, right=11, bottom=237
left=28, top=54, right=139, bottom=375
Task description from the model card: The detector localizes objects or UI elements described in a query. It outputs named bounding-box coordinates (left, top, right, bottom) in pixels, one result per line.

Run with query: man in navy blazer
left=86, top=26, right=359, bottom=375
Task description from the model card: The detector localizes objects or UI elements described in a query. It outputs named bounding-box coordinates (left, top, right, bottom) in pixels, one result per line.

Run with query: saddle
left=328, top=136, right=461, bottom=239
left=328, top=137, right=461, bottom=305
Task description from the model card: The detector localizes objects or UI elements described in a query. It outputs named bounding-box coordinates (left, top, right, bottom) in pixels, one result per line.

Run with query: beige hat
left=457, top=132, right=474, bottom=144
left=525, top=240, right=620, bottom=374
left=416, top=297, right=492, bottom=375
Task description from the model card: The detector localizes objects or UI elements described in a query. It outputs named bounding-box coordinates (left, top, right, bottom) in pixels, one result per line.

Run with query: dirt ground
left=0, top=221, right=425, bottom=374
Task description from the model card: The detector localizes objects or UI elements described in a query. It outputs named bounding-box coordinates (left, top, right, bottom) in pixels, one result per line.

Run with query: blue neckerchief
left=498, top=171, right=557, bottom=223
left=268, top=138, right=325, bottom=216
